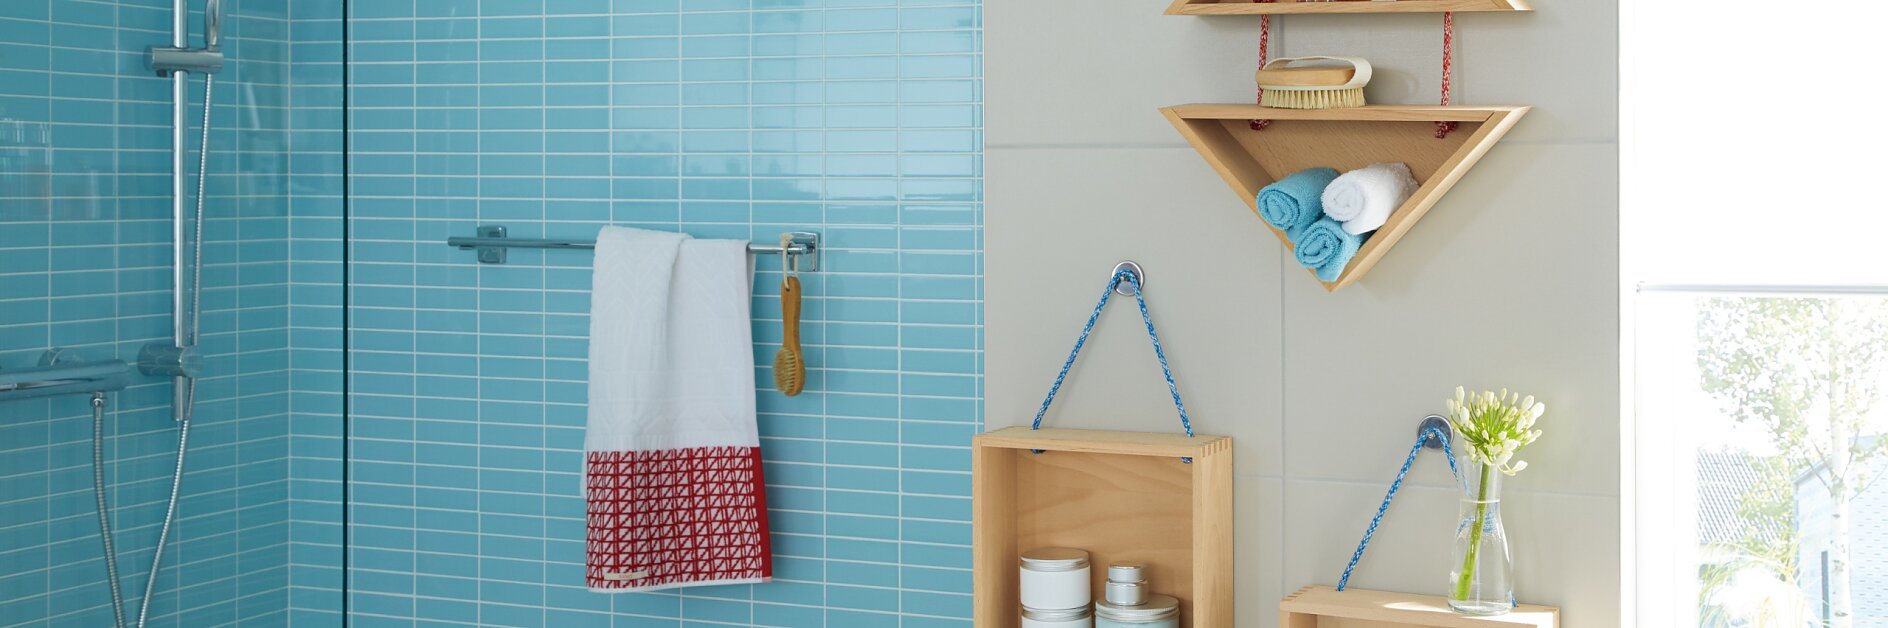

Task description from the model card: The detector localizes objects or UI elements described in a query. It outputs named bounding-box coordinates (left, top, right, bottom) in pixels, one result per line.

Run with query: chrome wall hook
left=1112, top=261, right=1144, bottom=296
left=1418, top=414, right=1452, bottom=449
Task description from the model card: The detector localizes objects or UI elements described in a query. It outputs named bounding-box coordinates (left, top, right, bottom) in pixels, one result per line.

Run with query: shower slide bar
left=447, top=225, right=821, bottom=270
left=141, top=0, right=225, bottom=423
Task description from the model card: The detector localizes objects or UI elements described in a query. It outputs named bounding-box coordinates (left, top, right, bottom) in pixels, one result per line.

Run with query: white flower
left=1443, top=386, right=1546, bottom=477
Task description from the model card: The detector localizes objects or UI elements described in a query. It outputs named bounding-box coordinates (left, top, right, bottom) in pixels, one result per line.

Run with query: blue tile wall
left=0, top=0, right=307, bottom=626
left=336, top=0, right=982, bottom=626
left=284, top=0, right=350, bottom=623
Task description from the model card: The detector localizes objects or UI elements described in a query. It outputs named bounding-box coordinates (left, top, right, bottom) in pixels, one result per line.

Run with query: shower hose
left=93, top=73, right=212, bottom=628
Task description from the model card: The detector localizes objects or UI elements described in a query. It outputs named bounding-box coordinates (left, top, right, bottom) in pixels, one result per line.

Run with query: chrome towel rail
left=447, top=225, right=820, bottom=270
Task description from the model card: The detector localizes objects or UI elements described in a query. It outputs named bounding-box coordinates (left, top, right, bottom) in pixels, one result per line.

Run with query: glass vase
left=1448, top=461, right=1513, bottom=615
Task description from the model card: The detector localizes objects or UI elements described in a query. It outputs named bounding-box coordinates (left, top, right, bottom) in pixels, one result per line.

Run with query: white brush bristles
left=1259, top=87, right=1366, bottom=110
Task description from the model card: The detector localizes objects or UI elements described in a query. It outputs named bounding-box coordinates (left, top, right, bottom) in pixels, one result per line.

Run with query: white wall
left=986, top=4, right=1618, bottom=626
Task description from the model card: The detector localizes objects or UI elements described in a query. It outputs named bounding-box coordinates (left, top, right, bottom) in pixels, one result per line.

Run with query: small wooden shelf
left=1282, top=586, right=1560, bottom=627
left=973, top=427, right=1234, bottom=627
left=1166, top=0, right=1531, bottom=15
left=1160, top=103, right=1529, bottom=291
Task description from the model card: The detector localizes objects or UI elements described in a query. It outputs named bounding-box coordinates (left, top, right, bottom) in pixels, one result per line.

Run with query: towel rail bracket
left=448, top=225, right=820, bottom=271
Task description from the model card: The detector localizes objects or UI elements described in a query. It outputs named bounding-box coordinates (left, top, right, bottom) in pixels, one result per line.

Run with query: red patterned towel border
left=585, top=446, right=773, bottom=591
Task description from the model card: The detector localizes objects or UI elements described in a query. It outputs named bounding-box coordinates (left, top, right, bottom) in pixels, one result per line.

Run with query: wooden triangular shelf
left=1165, top=0, right=1530, bottom=15
left=1161, top=103, right=1529, bottom=291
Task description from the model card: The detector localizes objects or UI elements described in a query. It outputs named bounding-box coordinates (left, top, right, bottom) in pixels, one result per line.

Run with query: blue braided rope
left=1029, top=273, right=1121, bottom=433
left=1125, top=271, right=1194, bottom=443
left=1337, top=425, right=1457, bottom=591
left=1031, top=269, right=1195, bottom=462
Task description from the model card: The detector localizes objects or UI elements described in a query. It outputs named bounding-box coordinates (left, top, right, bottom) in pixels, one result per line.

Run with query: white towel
left=583, top=226, right=771, bottom=593
left=1320, top=162, right=1420, bottom=235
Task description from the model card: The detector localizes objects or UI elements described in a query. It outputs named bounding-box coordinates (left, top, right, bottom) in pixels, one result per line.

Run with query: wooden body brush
left=1256, top=55, right=1373, bottom=110
left=774, top=274, right=807, bottom=396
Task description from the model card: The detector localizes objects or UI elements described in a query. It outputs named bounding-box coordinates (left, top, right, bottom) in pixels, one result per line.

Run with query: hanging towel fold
left=1257, top=167, right=1340, bottom=234
left=1321, top=162, right=1419, bottom=235
left=1290, top=218, right=1364, bottom=282
left=584, top=226, right=772, bottom=593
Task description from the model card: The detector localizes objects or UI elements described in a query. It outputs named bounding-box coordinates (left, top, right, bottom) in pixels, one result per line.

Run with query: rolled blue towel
left=1290, top=217, right=1363, bottom=282
left=1257, top=167, right=1339, bottom=233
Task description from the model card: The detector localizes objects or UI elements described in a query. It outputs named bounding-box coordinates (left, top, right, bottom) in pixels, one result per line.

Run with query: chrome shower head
left=204, top=0, right=223, bottom=50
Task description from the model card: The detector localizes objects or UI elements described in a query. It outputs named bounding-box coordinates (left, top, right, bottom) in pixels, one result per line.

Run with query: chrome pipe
left=172, top=0, right=185, bottom=48
left=445, top=226, right=822, bottom=270
left=203, top=0, right=222, bottom=50
left=169, top=69, right=189, bottom=422
left=0, top=360, right=134, bottom=402
left=445, top=236, right=817, bottom=255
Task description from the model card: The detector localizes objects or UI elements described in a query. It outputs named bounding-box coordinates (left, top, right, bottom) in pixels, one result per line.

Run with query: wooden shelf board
left=1164, top=103, right=1522, bottom=122
left=976, top=426, right=1231, bottom=457
left=1282, top=586, right=1559, bottom=627
left=1166, top=0, right=1531, bottom=15
left=1160, top=103, right=1529, bottom=292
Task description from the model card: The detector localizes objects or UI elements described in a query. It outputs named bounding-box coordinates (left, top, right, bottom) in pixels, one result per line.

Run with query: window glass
left=1637, top=293, right=1888, bottom=626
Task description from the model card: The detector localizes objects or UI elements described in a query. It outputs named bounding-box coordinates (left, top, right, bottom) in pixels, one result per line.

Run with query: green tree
left=1698, top=297, right=1888, bottom=627
left=1699, top=453, right=1799, bottom=627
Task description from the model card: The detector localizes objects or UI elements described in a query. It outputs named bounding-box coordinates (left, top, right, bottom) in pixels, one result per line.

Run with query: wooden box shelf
left=1282, top=586, right=1560, bottom=627
left=1160, top=103, right=1529, bottom=291
left=973, top=427, right=1234, bottom=627
left=1166, top=0, right=1531, bottom=15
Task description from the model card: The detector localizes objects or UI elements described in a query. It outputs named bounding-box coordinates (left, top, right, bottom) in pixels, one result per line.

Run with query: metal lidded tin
left=1022, top=605, right=1093, bottom=627
left=1102, top=562, right=1149, bottom=606
left=1104, top=579, right=1148, bottom=607
left=1095, top=593, right=1180, bottom=624
left=1020, top=547, right=1093, bottom=613
left=1019, top=547, right=1091, bottom=572
left=1106, top=562, right=1145, bottom=583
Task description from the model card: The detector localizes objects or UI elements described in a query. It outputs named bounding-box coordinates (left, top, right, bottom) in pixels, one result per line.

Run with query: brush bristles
left=1259, top=87, right=1366, bottom=110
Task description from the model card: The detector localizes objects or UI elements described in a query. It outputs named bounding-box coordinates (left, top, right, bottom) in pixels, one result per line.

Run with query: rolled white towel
left=1320, top=162, right=1419, bottom=235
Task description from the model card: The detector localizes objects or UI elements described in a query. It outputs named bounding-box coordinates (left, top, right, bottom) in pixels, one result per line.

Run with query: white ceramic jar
left=1019, top=547, right=1092, bottom=612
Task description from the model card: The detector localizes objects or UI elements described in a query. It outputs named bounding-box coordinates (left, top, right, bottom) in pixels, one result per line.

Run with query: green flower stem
left=1454, top=463, right=1494, bottom=602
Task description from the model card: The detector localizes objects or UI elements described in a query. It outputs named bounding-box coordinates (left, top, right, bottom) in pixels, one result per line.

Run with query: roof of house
left=1697, top=450, right=1764, bottom=545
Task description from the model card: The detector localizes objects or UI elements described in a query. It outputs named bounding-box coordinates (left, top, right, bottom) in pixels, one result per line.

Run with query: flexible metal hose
left=184, top=73, right=210, bottom=413
left=133, top=72, right=212, bottom=628
left=91, top=393, right=128, bottom=628
left=135, top=403, right=192, bottom=628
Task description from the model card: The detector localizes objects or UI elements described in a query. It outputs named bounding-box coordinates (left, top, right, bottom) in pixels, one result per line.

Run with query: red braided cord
left=1435, top=11, right=1457, bottom=138
left=1250, top=11, right=1272, bottom=131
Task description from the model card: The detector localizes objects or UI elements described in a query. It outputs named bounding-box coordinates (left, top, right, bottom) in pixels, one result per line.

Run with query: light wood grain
left=1022, top=451, right=1195, bottom=622
left=973, top=429, right=1235, bottom=627
left=1160, top=108, right=1274, bottom=216
left=1280, top=586, right=1559, bottom=628
left=1165, top=0, right=1531, bottom=15
left=977, top=426, right=1232, bottom=457
left=1158, top=104, right=1530, bottom=292
left=1328, top=108, right=1523, bottom=291
left=972, top=438, right=1019, bottom=626
left=1255, top=65, right=1358, bottom=87
left=1190, top=441, right=1236, bottom=627
left=1165, top=104, right=1522, bottom=123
